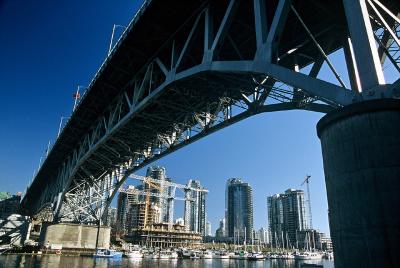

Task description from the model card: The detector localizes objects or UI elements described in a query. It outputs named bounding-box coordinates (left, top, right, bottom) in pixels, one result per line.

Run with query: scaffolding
left=125, top=222, right=202, bottom=248
left=118, top=174, right=208, bottom=247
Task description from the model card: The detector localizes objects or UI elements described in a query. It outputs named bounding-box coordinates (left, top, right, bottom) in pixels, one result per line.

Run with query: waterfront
left=0, top=255, right=334, bottom=268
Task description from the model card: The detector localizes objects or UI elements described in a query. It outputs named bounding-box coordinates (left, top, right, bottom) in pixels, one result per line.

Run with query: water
left=0, top=255, right=334, bottom=268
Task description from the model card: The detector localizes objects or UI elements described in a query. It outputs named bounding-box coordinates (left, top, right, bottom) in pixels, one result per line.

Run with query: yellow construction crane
left=143, top=176, right=163, bottom=228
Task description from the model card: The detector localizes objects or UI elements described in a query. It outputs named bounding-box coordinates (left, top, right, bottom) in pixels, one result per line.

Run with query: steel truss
left=24, top=0, right=400, bottom=223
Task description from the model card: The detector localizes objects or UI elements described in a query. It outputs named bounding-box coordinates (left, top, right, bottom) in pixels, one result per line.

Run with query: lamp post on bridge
left=57, top=116, right=70, bottom=138
left=108, top=24, right=127, bottom=56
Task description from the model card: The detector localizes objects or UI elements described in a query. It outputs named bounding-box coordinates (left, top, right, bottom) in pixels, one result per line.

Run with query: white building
left=206, top=220, right=212, bottom=236
left=258, top=227, right=269, bottom=244
left=175, top=217, right=184, bottom=225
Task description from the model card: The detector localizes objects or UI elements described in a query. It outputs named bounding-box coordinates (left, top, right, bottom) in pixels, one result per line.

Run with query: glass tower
left=225, top=178, right=254, bottom=243
left=268, top=189, right=308, bottom=248
left=184, top=179, right=207, bottom=235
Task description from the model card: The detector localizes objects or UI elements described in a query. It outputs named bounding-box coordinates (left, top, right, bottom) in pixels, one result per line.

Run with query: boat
left=93, top=248, right=123, bottom=258
left=301, top=264, right=323, bottom=268
left=145, top=253, right=158, bottom=259
left=247, top=252, right=265, bottom=260
left=294, top=251, right=322, bottom=260
left=125, top=245, right=143, bottom=259
left=212, top=250, right=230, bottom=259
left=201, top=250, right=213, bottom=259
left=323, top=251, right=334, bottom=260
left=157, top=250, right=178, bottom=259
left=144, top=250, right=158, bottom=259
left=190, top=250, right=201, bottom=259
left=181, top=249, right=192, bottom=259
left=168, top=250, right=178, bottom=259
left=230, top=250, right=248, bottom=260
left=158, top=250, right=170, bottom=259
left=279, top=252, right=295, bottom=259
left=265, top=252, right=279, bottom=259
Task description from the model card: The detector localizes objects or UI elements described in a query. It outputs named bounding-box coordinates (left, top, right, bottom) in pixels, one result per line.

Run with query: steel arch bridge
left=21, top=0, right=400, bottom=223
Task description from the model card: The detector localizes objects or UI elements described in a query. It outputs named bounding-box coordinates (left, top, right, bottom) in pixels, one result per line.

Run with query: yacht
left=157, top=250, right=178, bottom=259
left=93, top=248, right=123, bottom=258
left=247, top=252, right=265, bottom=260
left=190, top=250, right=201, bottom=259
left=125, top=245, right=143, bottom=259
left=145, top=250, right=159, bottom=259
left=279, top=252, right=295, bottom=259
left=181, top=249, right=192, bottom=259
left=201, top=250, right=213, bottom=259
left=265, top=252, right=279, bottom=259
left=169, top=251, right=179, bottom=259
left=213, top=250, right=230, bottom=259
left=323, top=251, right=334, bottom=260
left=230, top=250, right=248, bottom=260
left=158, top=250, right=170, bottom=259
left=294, top=251, right=322, bottom=260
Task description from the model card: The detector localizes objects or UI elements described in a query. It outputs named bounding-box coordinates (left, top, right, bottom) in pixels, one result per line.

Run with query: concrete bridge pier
left=317, top=99, right=400, bottom=268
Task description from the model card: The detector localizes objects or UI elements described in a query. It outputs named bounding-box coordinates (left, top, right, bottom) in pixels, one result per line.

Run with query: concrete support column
left=317, top=99, right=400, bottom=268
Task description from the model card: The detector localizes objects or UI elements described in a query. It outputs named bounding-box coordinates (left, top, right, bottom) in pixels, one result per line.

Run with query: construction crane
left=301, top=175, right=313, bottom=229
left=120, top=186, right=189, bottom=201
left=143, top=176, right=162, bottom=229
left=129, top=174, right=208, bottom=193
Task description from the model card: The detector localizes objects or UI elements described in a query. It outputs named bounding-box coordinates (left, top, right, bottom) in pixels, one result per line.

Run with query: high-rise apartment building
left=104, top=207, right=117, bottom=227
left=258, top=227, right=269, bottom=245
left=268, top=189, right=308, bottom=248
left=184, top=179, right=207, bottom=235
left=116, top=185, right=139, bottom=233
left=267, top=193, right=283, bottom=247
left=206, top=220, right=212, bottom=236
left=225, top=178, right=253, bottom=243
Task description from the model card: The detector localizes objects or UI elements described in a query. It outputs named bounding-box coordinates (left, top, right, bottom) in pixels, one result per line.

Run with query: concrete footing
left=317, top=99, right=400, bottom=268
left=39, top=222, right=110, bottom=249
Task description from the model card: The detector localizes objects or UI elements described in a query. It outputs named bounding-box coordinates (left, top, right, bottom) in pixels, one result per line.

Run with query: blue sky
left=1, top=0, right=398, bottom=236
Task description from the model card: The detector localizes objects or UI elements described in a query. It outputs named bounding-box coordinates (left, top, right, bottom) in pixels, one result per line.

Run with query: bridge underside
left=21, top=0, right=400, bottom=223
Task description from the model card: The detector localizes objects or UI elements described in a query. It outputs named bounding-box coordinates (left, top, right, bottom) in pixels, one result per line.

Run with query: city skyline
left=115, top=174, right=329, bottom=241
left=113, top=166, right=327, bottom=238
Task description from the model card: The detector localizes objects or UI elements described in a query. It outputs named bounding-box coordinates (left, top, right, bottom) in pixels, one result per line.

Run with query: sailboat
left=248, top=228, right=265, bottom=260
left=294, top=231, right=321, bottom=260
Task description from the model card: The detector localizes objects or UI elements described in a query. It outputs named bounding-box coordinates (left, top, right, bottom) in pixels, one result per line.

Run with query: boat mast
left=244, top=226, right=247, bottom=251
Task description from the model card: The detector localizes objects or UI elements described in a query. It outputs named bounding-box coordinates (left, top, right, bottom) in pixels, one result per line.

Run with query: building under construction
left=126, top=202, right=160, bottom=231
left=125, top=222, right=202, bottom=248
left=123, top=199, right=202, bottom=248
left=116, top=166, right=208, bottom=247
